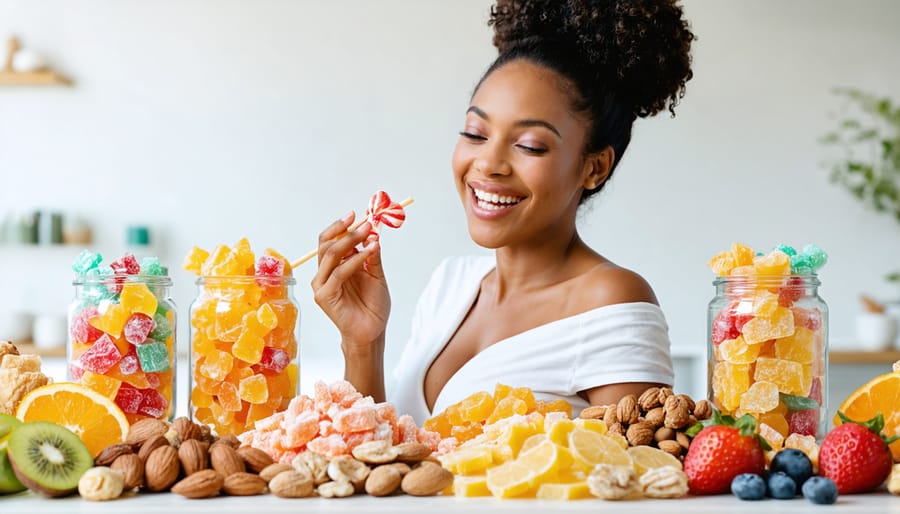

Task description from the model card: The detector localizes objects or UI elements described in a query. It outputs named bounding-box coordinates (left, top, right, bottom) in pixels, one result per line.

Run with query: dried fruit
left=327, top=455, right=370, bottom=488
left=639, top=466, right=688, bottom=498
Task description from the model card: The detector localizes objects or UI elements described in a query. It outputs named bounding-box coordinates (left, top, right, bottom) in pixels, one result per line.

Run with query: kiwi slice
left=7, top=421, right=93, bottom=497
left=0, top=413, right=21, bottom=447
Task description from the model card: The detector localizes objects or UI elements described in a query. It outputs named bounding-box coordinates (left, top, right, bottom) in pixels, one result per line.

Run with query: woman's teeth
left=473, top=187, right=522, bottom=210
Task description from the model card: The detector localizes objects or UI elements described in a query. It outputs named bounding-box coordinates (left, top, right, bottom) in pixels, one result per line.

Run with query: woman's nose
left=473, top=140, right=512, bottom=176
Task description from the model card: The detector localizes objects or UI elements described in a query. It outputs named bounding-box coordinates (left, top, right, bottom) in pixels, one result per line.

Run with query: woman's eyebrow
left=466, top=105, right=562, bottom=139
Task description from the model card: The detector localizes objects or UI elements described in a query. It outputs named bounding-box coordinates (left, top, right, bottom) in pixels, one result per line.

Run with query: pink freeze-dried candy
left=123, top=313, right=156, bottom=345
left=332, top=406, right=377, bottom=433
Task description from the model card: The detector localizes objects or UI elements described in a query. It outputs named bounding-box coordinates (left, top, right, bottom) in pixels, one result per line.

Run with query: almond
left=222, top=472, right=266, bottom=496
left=259, top=463, right=293, bottom=483
left=400, top=461, right=453, bottom=496
left=210, top=443, right=246, bottom=477
left=111, top=453, right=145, bottom=490
left=171, top=469, right=223, bottom=499
left=237, top=446, right=274, bottom=474
left=268, top=470, right=314, bottom=498
left=211, top=434, right=240, bottom=449
left=394, top=442, right=432, bottom=463
left=138, top=435, right=170, bottom=462
left=178, top=439, right=209, bottom=476
left=144, top=445, right=180, bottom=492
left=126, top=418, right=169, bottom=447
left=172, top=416, right=201, bottom=443
left=365, top=465, right=402, bottom=496
left=94, top=443, right=134, bottom=467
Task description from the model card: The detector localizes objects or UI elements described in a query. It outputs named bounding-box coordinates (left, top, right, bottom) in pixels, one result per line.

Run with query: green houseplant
left=820, top=88, right=900, bottom=284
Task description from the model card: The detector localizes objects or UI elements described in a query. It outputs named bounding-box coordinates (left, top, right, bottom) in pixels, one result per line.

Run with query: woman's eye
left=459, top=131, right=487, bottom=141
left=516, top=143, right=548, bottom=154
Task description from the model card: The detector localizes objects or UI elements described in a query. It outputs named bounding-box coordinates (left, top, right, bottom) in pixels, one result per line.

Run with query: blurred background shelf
left=0, top=69, right=70, bottom=86
left=830, top=349, right=900, bottom=364
left=14, top=341, right=66, bottom=358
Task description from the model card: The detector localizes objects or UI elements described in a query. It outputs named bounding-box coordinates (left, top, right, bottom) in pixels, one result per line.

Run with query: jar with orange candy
left=184, top=239, right=299, bottom=436
left=707, top=243, right=829, bottom=446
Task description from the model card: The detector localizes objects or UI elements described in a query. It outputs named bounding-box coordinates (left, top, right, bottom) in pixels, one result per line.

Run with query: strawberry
left=818, top=412, right=898, bottom=494
left=683, top=412, right=768, bottom=495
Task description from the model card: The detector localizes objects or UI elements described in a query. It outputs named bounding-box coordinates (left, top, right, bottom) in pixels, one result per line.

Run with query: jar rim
left=73, top=275, right=173, bottom=286
left=196, top=275, right=296, bottom=286
left=712, top=274, right=820, bottom=286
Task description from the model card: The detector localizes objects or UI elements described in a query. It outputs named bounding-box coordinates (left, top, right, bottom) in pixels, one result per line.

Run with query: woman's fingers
left=312, top=220, right=373, bottom=290
left=322, top=239, right=380, bottom=296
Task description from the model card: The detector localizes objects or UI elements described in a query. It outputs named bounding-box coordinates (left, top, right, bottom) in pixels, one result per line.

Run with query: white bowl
left=856, top=312, right=898, bottom=351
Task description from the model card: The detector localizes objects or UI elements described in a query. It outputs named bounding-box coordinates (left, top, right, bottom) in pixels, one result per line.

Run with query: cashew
left=317, top=480, right=355, bottom=498
left=292, top=451, right=330, bottom=485
left=351, top=440, right=399, bottom=464
left=587, top=464, right=638, bottom=500
left=327, top=455, right=371, bottom=488
left=639, top=466, right=688, bottom=498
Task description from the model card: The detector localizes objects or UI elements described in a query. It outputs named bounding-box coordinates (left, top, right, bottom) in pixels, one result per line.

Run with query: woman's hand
left=311, top=212, right=391, bottom=354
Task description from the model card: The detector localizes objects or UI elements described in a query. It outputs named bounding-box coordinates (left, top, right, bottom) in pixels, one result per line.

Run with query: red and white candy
left=365, top=190, right=406, bottom=233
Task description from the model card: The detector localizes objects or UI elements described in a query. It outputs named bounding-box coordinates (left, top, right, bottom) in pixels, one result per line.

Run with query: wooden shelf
left=830, top=349, right=900, bottom=365
left=0, top=70, right=71, bottom=86
left=12, top=341, right=66, bottom=358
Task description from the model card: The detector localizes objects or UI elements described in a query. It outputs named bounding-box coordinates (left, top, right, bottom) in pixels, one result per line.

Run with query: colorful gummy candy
left=183, top=238, right=299, bottom=436
left=237, top=380, right=441, bottom=464
left=424, top=384, right=572, bottom=447
left=68, top=250, right=176, bottom=422
left=707, top=243, right=827, bottom=445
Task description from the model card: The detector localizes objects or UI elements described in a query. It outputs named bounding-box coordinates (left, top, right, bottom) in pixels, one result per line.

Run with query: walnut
left=676, top=394, right=695, bottom=413
left=639, top=466, right=688, bottom=498
left=656, top=387, right=674, bottom=406
left=587, top=464, right=638, bottom=500
left=607, top=422, right=626, bottom=437
left=637, top=387, right=662, bottom=411
left=616, top=395, right=640, bottom=426
left=643, top=407, right=665, bottom=427
left=626, top=421, right=655, bottom=447
left=603, top=404, right=618, bottom=425
left=657, top=440, right=683, bottom=458
left=693, top=399, right=712, bottom=420
left=653, top=427, right=675, bottom=443
left=579, top=405, right=607, bottom=420
left=663, top=396, right=691, bottom=429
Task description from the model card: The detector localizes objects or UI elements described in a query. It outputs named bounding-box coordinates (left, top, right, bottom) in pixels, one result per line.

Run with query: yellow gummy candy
left=753, top=251, right=791, bottom=276
left=183, top=246, right=210, bottom=275
left=712, top=361, right=750, bottom=412
left=741, top=306, right=795, bottom=344
left=89, top=303, right=130, bottom=338
left=233, top=237, right=256, bottom=274
left=257, top=303, right=279, bottom=331
left=754, top=357, right=806, bottom=395
left=120, top=283, right=158, bottom=317
left=460, top=391, right=495, bottom=424
left=719, top=336, right=760, bottom=364
left=233, top=331, right=265, bottom=364
left=774, top=326, right=815, bottom=364
left=239, top=374, right=269, bottom=405
left=739, top=381, right=780, bottom=413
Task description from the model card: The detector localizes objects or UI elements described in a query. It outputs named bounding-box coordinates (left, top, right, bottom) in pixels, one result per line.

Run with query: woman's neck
left=490, top=232, right=595, bottom=302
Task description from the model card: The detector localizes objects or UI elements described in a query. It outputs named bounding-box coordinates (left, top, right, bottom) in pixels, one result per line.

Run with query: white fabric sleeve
left=570, top=303, right=675, bottom=394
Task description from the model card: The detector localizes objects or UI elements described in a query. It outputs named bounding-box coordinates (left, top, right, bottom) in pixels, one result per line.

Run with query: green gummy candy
left=149, top=313, right=173, bottom=341
left=774, top=244, right=797, bottom=257
left=140, top=257, right=167, bottom=276
left=136, top=341, right=170, bottom=373
left=72, top=249, right=102, bottom=274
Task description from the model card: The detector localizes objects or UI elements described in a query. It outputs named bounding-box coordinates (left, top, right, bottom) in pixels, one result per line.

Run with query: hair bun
left=490, top=0, right=694, bottom=117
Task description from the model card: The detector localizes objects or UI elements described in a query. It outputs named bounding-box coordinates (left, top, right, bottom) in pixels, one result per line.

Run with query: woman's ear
left=582, top=146, right=615, bottom=191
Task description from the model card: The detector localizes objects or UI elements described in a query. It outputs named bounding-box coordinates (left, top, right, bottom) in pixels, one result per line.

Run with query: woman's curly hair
left=481, top=0, right=695, bottom=199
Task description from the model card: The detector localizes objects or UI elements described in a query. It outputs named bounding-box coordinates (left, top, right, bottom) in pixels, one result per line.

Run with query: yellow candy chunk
left=460, top=391, right=496, bottom=424
left=201, top=244, right=231, bottom=276
left=233, top=237, right=256, bottom=274
left=486, top=397, right=528, bottom=424
left=453, top=475, right=491, bottom=497
left=775, top=326, right=814, bottom=364
left=440, top=446, right=495, bottom=475
left=754, top=357, right=806, bottom=395
left=536, top=482, right=592, bottom=500
left=719, top=336, right=760, bottom=364
left=89, top=303, right=130, bottom=338
left=198, top=349, right=234, bottom=381
left=741, top=306, right=795, bottom=344
left=547, top=419, right=575, bottom=447
left=256, top=303, right=279, bottom=331
left=739, top=381, right=780, bottom=413
left=753, top=250, right=791, bottom=276
left=239, top=374, right=269, bottom=405
left=182, top=246, right=210, bottom=275
left=233, top=331, right=265, bottom=364
left=730, top=243, right=755, bottom=267
left=573, top=418, right=608, bottom=435
left=712, top=361, right=751, bottom=412
left=707, top=250, right=736, bottom=276
left=120, top=283, right=158, bottom=317
left=752, top=290, right=780, bottom=318
left=759, top=422, right=785, bottom=451
left=80, top=370, right=122, bottom=399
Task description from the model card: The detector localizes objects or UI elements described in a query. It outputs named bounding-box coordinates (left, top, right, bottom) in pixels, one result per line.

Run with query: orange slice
left=835, top=370, right=900, bottom=460
left=15, top=382, right=130, bottom=458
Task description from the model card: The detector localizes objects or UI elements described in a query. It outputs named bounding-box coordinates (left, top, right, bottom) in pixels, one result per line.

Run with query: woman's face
left=452, top=59, right=592, bottom=250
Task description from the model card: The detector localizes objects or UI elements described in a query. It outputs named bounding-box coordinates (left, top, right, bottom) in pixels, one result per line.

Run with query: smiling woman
left=311, top=0, right=695, bottom=423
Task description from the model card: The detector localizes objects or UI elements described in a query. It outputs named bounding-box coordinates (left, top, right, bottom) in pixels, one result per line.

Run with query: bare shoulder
left=581, top=263, right=659, bottom=307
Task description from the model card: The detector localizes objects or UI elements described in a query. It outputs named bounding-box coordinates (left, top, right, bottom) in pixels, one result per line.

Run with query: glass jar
left=708, top=275, right=828, bottom=440
left=68, top=274, right=177, bottom=421
left=189, top=275, right=299, bottom=436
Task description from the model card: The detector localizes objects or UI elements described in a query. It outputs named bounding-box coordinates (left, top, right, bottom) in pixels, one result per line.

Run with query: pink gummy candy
left=70, top=306, right=103, bottom=343
left=114, top=384, right=143, bottom=414
left=255, top=255, right=285, bottom=277
left=138, top=388, right=167, bottom=418
left=110, top=253, right=140, bottom=275
left=124, top=313, right=156, bottom=345
left=145, top=372, right=161, bottom=389
left=79, top=334, right=124, bottom=374
left=69, top=362, right=85, bottom=381
left=259, top=346, right=289, bottom=373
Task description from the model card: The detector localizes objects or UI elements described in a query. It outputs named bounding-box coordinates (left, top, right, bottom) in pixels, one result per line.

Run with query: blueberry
left=767, top=471, right=797, bottom=499
left=731, top=473, right=766, bottom=501
left=802, top=476, right=839, bottom=505
left=770, top=448, right=813, bottom=486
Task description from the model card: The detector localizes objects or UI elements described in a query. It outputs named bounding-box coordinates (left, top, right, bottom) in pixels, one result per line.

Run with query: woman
left=312, top=0, right=695, bottom=423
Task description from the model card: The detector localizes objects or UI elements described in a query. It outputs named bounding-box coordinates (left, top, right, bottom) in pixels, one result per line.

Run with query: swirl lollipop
left=291, top=192, right=414, bottom=268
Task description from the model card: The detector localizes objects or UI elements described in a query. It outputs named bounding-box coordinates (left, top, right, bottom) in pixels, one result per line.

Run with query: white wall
left=2, top=1, right=899, bottom=397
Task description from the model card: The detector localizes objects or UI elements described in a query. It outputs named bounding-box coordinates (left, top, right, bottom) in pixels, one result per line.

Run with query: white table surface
left=1, top=490, right=898, bottom=513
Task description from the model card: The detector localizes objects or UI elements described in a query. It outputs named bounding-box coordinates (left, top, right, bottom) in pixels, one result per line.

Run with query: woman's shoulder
left=578, top=261, right=659, bottom=309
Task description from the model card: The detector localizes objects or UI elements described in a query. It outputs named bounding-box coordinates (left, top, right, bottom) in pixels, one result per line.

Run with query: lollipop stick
left=291, top=197, right=414, bottom=269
